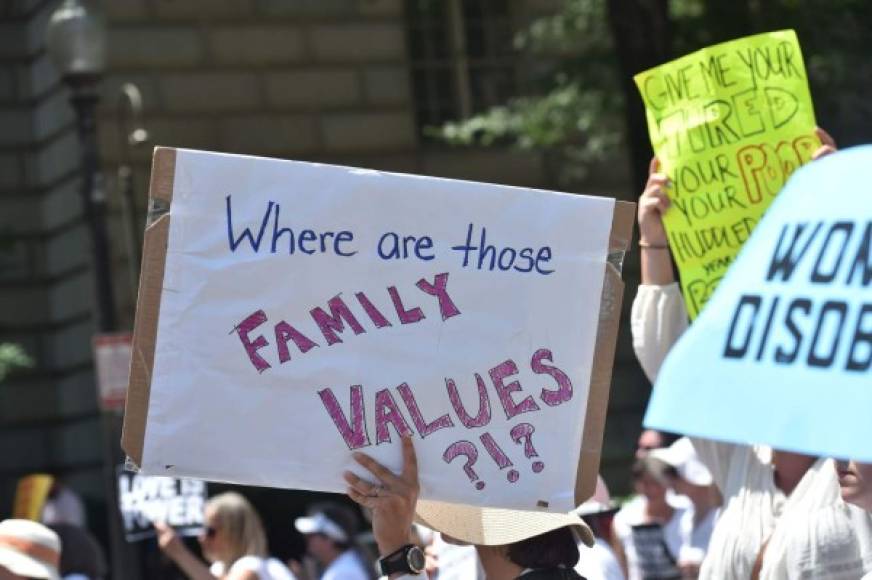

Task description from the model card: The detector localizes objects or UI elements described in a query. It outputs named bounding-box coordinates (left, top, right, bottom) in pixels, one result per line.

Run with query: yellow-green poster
left=634, top=30, right=818, bottom=318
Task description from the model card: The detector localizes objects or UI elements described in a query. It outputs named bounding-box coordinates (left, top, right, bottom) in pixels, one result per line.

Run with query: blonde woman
left=157, top=492, right=296, bottom=580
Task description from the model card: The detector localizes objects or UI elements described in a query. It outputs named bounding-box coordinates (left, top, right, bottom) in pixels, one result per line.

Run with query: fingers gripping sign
left=344, top=434, right=420, bottom=555
left=812, top=126, right=837, bottom=160
left=638, top=157, right=672, bottom=247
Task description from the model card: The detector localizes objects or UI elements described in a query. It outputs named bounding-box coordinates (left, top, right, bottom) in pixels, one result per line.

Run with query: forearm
left=640, top=246, right=675, bottom=285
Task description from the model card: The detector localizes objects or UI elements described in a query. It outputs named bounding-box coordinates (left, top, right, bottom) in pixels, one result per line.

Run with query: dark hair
left=505, top=526, right=579, bottom=570
left=308, top=502, right=359, bottom=551
left=632, top=456, right=677, bottom=483
left=49, top=523, right=107, bottom=578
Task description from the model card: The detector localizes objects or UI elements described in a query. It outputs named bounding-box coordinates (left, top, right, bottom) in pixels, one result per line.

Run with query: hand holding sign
left=345, top=434, right=419, bottom=555
left=638, top=159, right=671, bottom=249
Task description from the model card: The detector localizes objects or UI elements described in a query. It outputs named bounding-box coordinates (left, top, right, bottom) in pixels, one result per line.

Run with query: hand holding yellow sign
left=634, top=30, right=818, bottom=318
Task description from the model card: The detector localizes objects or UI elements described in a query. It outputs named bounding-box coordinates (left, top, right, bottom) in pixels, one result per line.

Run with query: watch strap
left=377, top=544, right=424, bottom=575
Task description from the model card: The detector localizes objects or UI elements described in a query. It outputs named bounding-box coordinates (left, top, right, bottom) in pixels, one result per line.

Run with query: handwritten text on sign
left=635, top=30, right=818, bottom=318
left=645, top=147, right=872, bottom=462
left=142, top=150, right=616, bottom=510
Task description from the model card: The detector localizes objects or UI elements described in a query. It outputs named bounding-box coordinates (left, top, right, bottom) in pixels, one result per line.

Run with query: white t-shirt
left=432, top=533, right=483, bottom=580
left=210, top=555, right=297, bottom=580
left=613, top=495, right=684, bottom=580
left=575, top=537, right=625, bottom=580
left=322, top=550, right=369, bottom=580
left=677, top=505, right=718, bottom=565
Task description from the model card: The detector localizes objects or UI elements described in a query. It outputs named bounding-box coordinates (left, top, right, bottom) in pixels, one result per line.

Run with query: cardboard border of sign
left=121, top=146, right=634, bottom=507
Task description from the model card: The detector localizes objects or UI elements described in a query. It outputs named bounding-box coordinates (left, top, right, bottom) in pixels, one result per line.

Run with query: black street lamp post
left=46, top=0, right=116, bottom=334
left=46, top=3, right=140, bottom=579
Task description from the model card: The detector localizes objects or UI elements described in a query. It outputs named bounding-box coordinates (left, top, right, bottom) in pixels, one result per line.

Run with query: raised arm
left=631, top=158, right=736, bottom=489
left=631, top=158, right=688, bottom=382
left=156, top=522, right=217, bottom=580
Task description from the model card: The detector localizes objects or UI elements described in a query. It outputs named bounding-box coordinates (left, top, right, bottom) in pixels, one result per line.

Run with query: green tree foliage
left=0, top=343, right=31, bottom=382
left=432, top=0, right=872, bottom=188
left=432, top=0, right=624, bottom=187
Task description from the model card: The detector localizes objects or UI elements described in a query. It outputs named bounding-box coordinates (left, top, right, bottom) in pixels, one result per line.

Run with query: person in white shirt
left=649, top=438, right=720, bottom=578
left=574, top=476, right=625, bottom=580
left=612, top=457, right=685, bottom=580
left=343, top=435, right=594, bottom=580
left=294, top=504, right=371, bottom=580
left=157, top=491, right=296, bottom=580
left=632, top=139, right=872, bottom=579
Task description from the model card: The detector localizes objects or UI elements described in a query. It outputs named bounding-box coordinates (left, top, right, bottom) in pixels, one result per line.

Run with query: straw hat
left=0, top=519, right=61, bottom=580
left=416, top=500, right=595, bottom=548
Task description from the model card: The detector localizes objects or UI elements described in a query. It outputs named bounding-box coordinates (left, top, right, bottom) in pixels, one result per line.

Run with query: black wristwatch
left=377, top=544, right=426, bottom=576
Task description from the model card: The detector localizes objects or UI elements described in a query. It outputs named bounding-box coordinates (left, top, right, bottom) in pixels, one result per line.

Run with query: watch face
left=406, top=546, right=426, bottom=573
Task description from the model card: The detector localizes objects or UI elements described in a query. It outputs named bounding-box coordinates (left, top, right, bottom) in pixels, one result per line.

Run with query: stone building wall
left=0, top=0, right=647, bottom=527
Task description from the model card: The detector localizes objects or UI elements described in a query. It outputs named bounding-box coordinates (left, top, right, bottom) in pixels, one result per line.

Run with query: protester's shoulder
left=229, top=555, right=266, bottom=573
left=613, top=495, right=645, bottom=531
left=324, top=551, right=370, bottom=580
left=264, top=557, right=297, bottom=580
left=781, top=502, right=867, bottom=578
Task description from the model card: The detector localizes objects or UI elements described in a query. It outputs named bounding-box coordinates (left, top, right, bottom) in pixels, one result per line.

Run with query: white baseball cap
left=574, top=475, right=617, bottom=517
left=0, top=519, right=61, bottom=580
left=650, top=437, right=713, bottom=487
left=294, top=512, right=348, bottom=543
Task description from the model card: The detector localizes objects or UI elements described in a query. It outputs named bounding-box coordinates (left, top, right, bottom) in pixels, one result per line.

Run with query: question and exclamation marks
left=479, top=432, right=519, bottom=482
left=443, top=440, right=486, bottom=490
left=443, top=422, right=546, bottom=490
left=510, top=422, right=545, bottom=473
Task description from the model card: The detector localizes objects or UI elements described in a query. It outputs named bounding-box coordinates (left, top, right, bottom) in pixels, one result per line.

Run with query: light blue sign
left=645, top=145, right=872, bottom=461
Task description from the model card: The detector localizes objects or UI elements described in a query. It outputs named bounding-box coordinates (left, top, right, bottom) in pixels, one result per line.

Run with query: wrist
left=379, top=543, right=426, bottom=578
left=639, top=234, right=667, bottom=246
left=378, top=536, right=412, bottom=557
left=639, top=239, right=668, bottom=249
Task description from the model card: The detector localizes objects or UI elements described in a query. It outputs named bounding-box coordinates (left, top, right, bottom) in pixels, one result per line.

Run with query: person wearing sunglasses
left=156, top=492, right=295, bottom=580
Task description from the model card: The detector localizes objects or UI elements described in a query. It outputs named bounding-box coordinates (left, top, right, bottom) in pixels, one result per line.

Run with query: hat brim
left=0, top=547, right=60, bottom=580
left=415, top=500, right=595, bottom=548
left=294, top=516, right=320, bottom=535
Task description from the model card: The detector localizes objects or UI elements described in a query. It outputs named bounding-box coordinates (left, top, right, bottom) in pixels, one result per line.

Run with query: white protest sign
left=117, top=470, right=206, bottom=541
left=122, top=147, right=633, bottom=512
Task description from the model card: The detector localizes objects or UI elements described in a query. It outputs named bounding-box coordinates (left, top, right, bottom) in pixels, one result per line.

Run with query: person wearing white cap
left=0, top=519, right=61, bottom=580
left=573, top=476, right=625, bottom=580
left=294, top=504, right=370, bottom=580
left=343, top=435, right=595, bottom=579
left=650, top=438, right=720, bottom=578
left=611, top=457, right=686, bottom=580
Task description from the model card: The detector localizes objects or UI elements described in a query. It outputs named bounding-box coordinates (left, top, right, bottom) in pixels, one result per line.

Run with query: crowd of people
left=2, top=131, right=870, bottom=580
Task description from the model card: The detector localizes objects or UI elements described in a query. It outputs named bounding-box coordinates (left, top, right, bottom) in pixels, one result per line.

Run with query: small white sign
left=117, top=469, right=207, bottom=542
left=94, top=333, right=132, bottom=412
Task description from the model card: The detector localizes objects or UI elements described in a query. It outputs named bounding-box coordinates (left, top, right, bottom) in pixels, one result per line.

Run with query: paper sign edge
left=121, top=146, right=177, bottom=465
left=574, top=200, right=635, bottom=505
